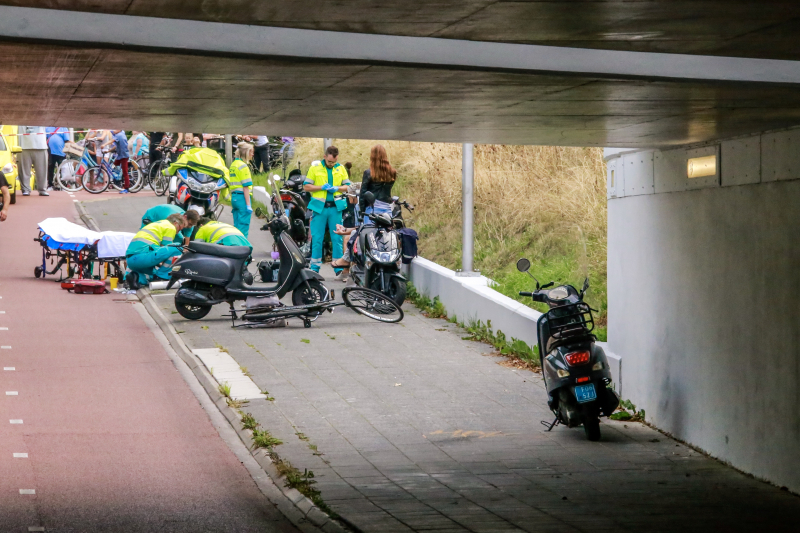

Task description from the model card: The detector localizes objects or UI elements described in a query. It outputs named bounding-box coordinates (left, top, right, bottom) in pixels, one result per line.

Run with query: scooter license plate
left=574, top=384, right=597, bottom=403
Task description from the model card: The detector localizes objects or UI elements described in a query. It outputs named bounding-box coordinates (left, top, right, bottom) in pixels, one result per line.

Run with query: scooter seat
left=188, top=241, right=252, bottom=259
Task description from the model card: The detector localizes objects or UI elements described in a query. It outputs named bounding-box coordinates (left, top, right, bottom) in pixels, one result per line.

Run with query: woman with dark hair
left=358, top=144, right=397, bottom=214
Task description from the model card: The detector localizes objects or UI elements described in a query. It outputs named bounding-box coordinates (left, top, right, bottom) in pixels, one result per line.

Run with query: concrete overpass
left=1, top=1, right=800, bottom=494
left=1, top=3, right=800, bottom=146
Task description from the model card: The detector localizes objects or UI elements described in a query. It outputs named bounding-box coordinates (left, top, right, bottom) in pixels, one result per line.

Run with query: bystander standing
left=0, top=169, right=10, bottom=221
left=46, top=126, right=70, bottom=190
left=17, top=125, right=48, bottom=196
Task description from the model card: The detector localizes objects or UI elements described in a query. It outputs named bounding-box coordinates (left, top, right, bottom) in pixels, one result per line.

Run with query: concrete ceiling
left=3, top=0, right=800, bottom=60
left=0, top=4, right=799, bottom=148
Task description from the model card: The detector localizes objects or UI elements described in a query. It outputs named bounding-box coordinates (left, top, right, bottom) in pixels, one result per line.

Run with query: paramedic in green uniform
left=303, top=145, right=350, bottom=275
left=228, top=142, right=254, bottom=238
left=195, top=219, right=253, bottom=251
left=125, top=214, right=187, bottom=287
left=141, top=204, right=200, bottom=245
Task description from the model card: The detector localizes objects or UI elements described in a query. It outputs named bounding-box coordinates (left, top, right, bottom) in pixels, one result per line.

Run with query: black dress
left=359, top=169, right=395, bottom=212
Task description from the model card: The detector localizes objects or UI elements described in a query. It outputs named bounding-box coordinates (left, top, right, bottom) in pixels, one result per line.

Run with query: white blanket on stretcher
left=37, top=218, right=134, bottom=259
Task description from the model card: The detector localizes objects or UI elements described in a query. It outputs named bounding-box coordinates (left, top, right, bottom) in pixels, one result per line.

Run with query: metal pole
left=224, top=134, right=233, bottom=166
left=323, top=138, right=332, bottom=152
left=460, top=143, right=475, bottom=275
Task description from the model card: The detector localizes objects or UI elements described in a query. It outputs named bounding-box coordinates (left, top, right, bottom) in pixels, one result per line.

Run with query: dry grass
left=290, top=139, right=608, bottom=329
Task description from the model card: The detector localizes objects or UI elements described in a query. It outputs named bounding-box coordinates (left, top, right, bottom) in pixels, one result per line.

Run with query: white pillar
left=324, top=138, right=332, bottom=152
left=459, top=143, right=478, bottom=276
left=224, top=134, right=233, bottom=166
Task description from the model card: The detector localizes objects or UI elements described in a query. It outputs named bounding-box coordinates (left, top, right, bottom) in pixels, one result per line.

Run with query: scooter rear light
left=576, top=376, right=590, bottom=383
left=565, top=350, right=590, bottom=366
left=281, top=194, right=292, bottom=201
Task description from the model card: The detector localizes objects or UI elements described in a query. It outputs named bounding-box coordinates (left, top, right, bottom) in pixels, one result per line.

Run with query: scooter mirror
left=582, top=277, right=590, bottom=294
left=516, top=258, right=531, bottom=273
left=362, top=191, right=375, bottom=207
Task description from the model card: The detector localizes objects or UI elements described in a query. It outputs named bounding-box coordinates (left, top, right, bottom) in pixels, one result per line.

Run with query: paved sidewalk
left=86, top=196, right=800, bottom=533
left=0, top=190, right=301, bottom=532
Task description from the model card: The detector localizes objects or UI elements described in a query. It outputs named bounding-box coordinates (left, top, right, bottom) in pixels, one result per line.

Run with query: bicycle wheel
left=55, top=159, right=82, bottom=192
left=342, top=287, right=404, bottom=323
left=127, top=159, right=144, bottom=192
left=151, top=164, right=169, bottom=196
left=82, top=167, right=110, bottom=194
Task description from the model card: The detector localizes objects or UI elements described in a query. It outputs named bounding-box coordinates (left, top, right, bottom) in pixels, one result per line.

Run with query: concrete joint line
left=135, top=291, right=348, bottom=533
left=2, top=6, right=800, bottom=84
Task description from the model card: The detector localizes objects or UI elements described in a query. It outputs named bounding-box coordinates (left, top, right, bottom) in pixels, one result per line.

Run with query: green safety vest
left=305, top=160, right=349, bottom=213
left=228, top=158, right=253, bottom=194
left=195, top=221, right=244, bottom=244
left=131, top=220, right=177, bottom=247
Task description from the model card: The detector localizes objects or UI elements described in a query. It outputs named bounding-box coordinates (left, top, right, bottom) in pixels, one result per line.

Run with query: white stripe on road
left=0, top=327, right=8, bottom=330
left=3, top=367, right=15, bottom=370
left=14, top=453, right=28, bottom=458
left=10, top=419, right=23, bottom=424
left=1, top=346, right=11, bottom=349
left=6, top=391, right=18, bottom=395
left=19, top=489, right=36, bottom=495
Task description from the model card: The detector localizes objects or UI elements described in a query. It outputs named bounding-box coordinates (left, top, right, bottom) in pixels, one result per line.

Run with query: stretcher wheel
left=34, top=266, right=43, bottom=278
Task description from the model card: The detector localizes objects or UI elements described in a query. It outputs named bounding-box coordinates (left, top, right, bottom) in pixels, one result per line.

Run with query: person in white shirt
left=243, top=135, right=270, bottom=174
left=17, top=126, right=49, bottom=196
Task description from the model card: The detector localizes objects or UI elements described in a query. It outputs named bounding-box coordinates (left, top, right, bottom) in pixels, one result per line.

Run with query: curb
left=77, top=200, right=347, bottom=533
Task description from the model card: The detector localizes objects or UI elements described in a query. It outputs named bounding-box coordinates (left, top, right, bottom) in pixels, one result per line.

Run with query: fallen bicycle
left=226, top=287, right=404, bottom=328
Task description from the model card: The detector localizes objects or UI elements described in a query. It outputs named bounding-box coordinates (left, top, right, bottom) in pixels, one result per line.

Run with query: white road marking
left=0, top=327, right=8, bottom=330
left=6, top=391, right=18, bottom=395
left=10, top=419, right=23, bottom=424
left=73, top=199, right=79, bottom=202
left=1, top=346, right=11, bottom=349
left=3, top=367, right=15, bottom=371
left=28, top=527, right=45, bottom=532
left=0, top=310, right=5, bottom=313
left=14, top=453, right=28, bottom=458
left=19, top=489, right=36, bottom=495
left=192, top=348, right=266, bottom=400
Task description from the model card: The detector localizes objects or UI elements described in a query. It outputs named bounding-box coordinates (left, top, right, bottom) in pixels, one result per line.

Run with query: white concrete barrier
left=408, top=256, right=621, bottom=391
left=252, top=186, right=272, bottom=215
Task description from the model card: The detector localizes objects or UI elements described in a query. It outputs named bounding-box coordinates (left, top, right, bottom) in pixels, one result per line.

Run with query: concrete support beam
left=224, top=134, right=233, bottom=166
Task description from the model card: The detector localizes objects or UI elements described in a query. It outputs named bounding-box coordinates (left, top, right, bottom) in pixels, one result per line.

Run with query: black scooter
left=348, top=192, right=412, bottom=306
left=516, top=258, right=619, bottom=441
left=166, top=181, right=327, bottom=320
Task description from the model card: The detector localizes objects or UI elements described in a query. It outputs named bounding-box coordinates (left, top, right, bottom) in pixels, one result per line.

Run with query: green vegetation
left=300, top=338, right=310, bottom=344
left=218, top=382, right=231, bottom=398
left=251, top=428, right=283, bottom=449
left=610, top=399, right=646, bottom=421
left=240, top=411, right=259, bottom=431
left=290, top=139, right=608, bottom=339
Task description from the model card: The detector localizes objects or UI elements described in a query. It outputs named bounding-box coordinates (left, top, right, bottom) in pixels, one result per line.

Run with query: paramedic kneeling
left=141, top=204, right=201, bottom=246
left=125, top=214, right=187, bottom=288
left=195, top=219, right=253, bottom=250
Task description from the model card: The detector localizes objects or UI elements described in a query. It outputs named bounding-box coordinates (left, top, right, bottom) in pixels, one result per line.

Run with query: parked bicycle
left=147, top=146, right=173, bottom=197
left=82, top=153, right=143, bottom=194
left=53, top=158, right=83, bottom=192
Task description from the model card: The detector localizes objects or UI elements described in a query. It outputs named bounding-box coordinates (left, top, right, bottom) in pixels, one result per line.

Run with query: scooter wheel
left=34, top=266, right=43, bottom=278
left=175, top=302, right=212, bottom=320
left=583, top=415, right=601, bottom=441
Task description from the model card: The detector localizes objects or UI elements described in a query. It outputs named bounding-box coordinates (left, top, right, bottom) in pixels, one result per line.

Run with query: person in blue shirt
left=103, top=130, right=131, bottom=193
left=46, top=127, right=69, bottom=190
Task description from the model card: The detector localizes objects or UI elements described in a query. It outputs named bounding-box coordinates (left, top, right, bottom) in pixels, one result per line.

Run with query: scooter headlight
left=366, top=231, right=401, bottom=263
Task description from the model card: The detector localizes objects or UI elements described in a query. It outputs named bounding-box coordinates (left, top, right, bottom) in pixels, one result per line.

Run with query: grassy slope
left=284, top=139, right=608, bottom=340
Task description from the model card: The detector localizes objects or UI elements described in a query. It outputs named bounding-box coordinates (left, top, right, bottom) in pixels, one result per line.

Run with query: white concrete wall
left=607, top=127, right=800, bottom=492
left=408, top=257, right=622, bottom=389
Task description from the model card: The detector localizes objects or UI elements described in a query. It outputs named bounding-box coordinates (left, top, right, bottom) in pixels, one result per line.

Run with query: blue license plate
left=574, top=383, right=597, bottom=403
